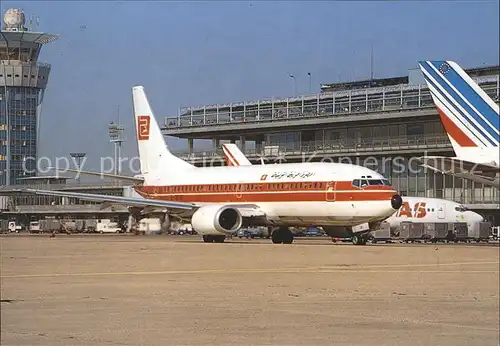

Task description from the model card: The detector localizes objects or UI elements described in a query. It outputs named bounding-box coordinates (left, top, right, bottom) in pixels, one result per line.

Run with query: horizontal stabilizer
left=418, top=157, right=499, bottom=187
left=48, top=168, right=144, bottom=184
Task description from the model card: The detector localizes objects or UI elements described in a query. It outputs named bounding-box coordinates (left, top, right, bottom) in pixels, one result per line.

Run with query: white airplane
left=24, top=86, right=403, bottom=245
left=220, top=144, right=485, bottom=235
left=417, top=60, right=500, bottom=187
left=383, top=196, right=484, bottom=233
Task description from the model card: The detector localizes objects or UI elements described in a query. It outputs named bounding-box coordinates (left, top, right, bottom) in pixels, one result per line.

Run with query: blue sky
left=2, top=0, right=499, bottom=173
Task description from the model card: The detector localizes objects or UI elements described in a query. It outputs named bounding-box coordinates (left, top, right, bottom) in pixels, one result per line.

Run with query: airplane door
left=437, top=203, right=445, bottom=219
left=236, top=182, right=244, bottom=199
left=326, top=181, right=336, bottom=201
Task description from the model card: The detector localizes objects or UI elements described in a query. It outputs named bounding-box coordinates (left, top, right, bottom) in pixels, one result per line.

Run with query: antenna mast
left=370, top=42, right=374, bottom=83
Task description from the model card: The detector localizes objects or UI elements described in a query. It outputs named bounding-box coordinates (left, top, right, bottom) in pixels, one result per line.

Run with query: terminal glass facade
left=264, top=121, right=445, bottom=150
left=0, top=86, right=40, bottom=185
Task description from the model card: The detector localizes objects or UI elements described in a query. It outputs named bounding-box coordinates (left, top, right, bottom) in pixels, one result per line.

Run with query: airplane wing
left=23, top=188, right=196, bottom=211
left=22, top=189, right=267, bottom=219
left=48, top=168, right=144, bottom=184
left=419, top=156, right=500, bottom=186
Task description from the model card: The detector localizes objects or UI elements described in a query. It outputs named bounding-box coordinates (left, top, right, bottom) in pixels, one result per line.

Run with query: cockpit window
left=367, top=179, right=391, bottom=186
left=353, top=179, right=391, bottom=187
left=455, top=205, right=468, bottom=212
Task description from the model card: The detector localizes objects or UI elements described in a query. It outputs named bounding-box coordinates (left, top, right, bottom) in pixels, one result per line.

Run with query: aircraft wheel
left=203, top=235, right=214, bottom=243
left=213, top=235, right=226, bottom=243
left=282, top=230, right=294, bottom=244
left=271, top=229, right=283, bottom=244
left=352, top=235, right=359, bottom=245
left=271, top=227, right=294, bottom=244
left=352, top=235, right=368, bottom=245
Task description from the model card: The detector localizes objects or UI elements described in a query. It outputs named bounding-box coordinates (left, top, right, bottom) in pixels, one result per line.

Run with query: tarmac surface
left=1, top=235, right=499, bottom=346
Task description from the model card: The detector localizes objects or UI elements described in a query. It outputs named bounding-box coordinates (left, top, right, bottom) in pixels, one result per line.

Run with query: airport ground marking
left=1, top=261, right=498, bottom=279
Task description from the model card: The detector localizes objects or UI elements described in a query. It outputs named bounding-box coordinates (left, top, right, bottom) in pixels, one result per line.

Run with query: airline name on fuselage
left=394, top=201, right=427, bottom=218
left=261, top=171, right=316, bottom=180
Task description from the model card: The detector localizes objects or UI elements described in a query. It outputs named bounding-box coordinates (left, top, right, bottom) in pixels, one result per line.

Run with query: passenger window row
left=150, top=182, right=326, bottom=194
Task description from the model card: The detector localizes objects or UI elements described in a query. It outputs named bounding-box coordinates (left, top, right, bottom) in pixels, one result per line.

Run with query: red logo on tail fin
left=138, top=115, right=150, bottom=140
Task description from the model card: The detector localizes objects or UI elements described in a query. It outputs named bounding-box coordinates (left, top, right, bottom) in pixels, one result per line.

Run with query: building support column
left=212, top=137, right=220, bottom=149
left=256, top=135, right=263, bottom=154
left=239, top=135, right=246, bottom=152
left=188, top=138, right=194, bottom=154
left=127, top=214, right=135, bottom=233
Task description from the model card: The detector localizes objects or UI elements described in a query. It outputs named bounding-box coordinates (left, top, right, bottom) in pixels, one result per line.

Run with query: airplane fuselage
left=134, top=162, right=401, bottom=227
left=384, top=197, right=484, bottom=232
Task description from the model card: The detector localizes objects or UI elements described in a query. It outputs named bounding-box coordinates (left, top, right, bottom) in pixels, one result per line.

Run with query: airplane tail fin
left=418, top=61, right=499, bottom=156
left=132, top=86, right=193, bottom=184
left=222, top=143, right=252, bottom=166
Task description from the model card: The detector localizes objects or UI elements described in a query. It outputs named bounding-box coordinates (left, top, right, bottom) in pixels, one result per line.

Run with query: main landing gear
left=203, top=235, right=226, bottom=243
left=351, top=234, right=369, bottom=246
left=271, top=227, right=294, bottom=244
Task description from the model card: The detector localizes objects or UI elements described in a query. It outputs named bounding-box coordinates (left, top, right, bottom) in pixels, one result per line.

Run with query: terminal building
left=0, top=8, right=57, bottom=186
left=0, top=50, right=498, bottom=226
left=162, top=64, right=500, bottom=224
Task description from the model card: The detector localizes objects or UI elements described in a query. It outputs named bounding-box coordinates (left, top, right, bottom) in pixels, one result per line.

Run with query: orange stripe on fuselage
left=437, top=107, right=477, bottom=147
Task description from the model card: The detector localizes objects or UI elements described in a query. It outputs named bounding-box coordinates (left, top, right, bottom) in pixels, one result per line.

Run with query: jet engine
left=191, top=205, right=243, bottom=235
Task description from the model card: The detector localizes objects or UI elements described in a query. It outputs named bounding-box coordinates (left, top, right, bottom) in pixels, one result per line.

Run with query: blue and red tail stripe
left=419, top=60, right=499, bottom=148
left=428, top=60, right=498, bottom=136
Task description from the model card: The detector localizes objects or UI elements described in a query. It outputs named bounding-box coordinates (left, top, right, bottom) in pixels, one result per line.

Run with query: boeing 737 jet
left=417, top=60, right=500, bottom=187
left=25, top=86, right=403, bottom=245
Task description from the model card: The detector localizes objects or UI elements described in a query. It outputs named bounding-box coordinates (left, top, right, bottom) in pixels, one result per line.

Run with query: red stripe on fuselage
left=437, top=106, right=477, bottom=147
left=134, top=181, right=396, bottom=203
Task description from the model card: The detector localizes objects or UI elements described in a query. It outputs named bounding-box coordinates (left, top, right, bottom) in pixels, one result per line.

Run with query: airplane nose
left=391, top=195, right=403, bottom=210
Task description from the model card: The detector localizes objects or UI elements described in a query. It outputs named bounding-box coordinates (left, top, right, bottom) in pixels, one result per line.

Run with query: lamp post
left=289, top=74, right=297, bottom=97
left=307, top=72, right=312, bottom=93
left=69, top=152, right=86, bottom=183
left=109, top=119, right=125, bottom=176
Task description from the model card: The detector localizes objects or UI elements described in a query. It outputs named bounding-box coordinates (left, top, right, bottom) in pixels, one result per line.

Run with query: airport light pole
left=69, top=152, right=86, bottom=183
left=109, top=113, right=126, bottom=176
left=289, top=74, right=297, bottom=97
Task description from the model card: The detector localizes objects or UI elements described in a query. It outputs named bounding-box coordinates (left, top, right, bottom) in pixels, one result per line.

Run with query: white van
left=96, top=220, right=122, bottom=233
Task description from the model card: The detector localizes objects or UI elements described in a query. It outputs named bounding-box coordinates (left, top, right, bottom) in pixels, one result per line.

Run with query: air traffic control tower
left=0, top=8, right=57, bottom=185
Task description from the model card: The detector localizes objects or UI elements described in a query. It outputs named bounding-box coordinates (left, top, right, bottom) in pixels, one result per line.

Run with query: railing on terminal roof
left=0, top=60, right=51, bottom=68
left=172, top=134, right=452, bottom=160
left=163, top=75, right=500, bottom=129
left=0, top=180, right=127, bottom=193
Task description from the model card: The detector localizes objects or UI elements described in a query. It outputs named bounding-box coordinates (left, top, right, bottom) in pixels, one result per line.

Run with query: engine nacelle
left=191, top=205, right=243, bottom=235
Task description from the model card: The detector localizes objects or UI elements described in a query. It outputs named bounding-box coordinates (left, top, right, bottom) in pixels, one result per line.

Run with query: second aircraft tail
left=418, top=60, right=499, bottom=157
